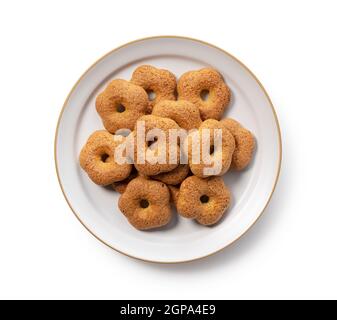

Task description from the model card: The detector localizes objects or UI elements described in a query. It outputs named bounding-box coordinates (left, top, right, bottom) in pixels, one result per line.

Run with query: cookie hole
left=200, top=89, right=210, bottom=101
left=140, top=199, right=149, bottom=208
left=101, top=153, right=109, bottom=163
left=209, top=145, right=215, bottom=155
left=116, top=104, right=126, bottom=113
left=146, top=90, right=156, bottom=101
left=147, top=136, right=158, bottom=147
left=200, top=195, right=210, bottom=204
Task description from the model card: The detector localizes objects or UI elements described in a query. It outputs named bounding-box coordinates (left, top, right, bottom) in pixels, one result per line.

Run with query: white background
left=0, top=0, right=336, bottom=300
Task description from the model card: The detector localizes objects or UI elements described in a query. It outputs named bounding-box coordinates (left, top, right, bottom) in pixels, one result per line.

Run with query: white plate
left=55, top=36, right=282, bottom=263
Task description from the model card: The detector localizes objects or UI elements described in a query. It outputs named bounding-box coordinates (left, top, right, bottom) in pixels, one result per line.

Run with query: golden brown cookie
left=96, top=79, right=148, bottom=134
left=79, top=130, right=132, bottom=186
left=152, top=100, right=202, bottom=130
left=152, top=164, right=189, bottom=185
left=177, top=68, right=230, bottom=120
left=187, top=119, right=235, bottom=178
left=221, top=119, right=256, bottom=170
left=131, top=65, right=176, bottom=113
left=118, top=176, right=171, bottom=230
left=168, top=185, right=180, bottom=207
left=131, top=115, right=180, bottom=176
left=177, top=176, right=231, bottom=225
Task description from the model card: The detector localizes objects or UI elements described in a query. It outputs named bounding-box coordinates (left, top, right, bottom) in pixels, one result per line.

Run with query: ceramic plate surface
left=55, top=36, right=281, bottom=263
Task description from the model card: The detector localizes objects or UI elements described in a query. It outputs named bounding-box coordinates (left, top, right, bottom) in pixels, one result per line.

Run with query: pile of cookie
left=79, top=65, right=255, bottom=230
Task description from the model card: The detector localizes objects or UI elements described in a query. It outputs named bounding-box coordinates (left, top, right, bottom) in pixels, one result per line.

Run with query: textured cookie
left=187, top=119, right=235, bottom=178
left=118, top=176, right=171, bottom=230
left=177, top=176, right=231, bottom=225
left=152, top=164, right=189, bottom=185
left=131, top=65, right=176, bottom=113
left=221, top=119, right=256, bottom=170
left=177, top=68, right=230, bottom=120
left=152, top=100, right=202, bottom=130
left=96, top=79, right=148, bottom=133
left=111, top=166, right=138, bottom=193
left=79, top=130, right=132, bottom=185
left=132, top=115, right=180, bottom=176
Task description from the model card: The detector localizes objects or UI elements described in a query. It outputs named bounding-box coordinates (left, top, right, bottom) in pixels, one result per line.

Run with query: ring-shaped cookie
left=177, top=68, right=230, bottom=120
left=177, top=176, right=231, bottom=225
left=131, top=115, right=180, bottom=176
left=79, top=130, right=132, bottom=185
left=131, top=65, right=176, bottom=113
left=187, top=119, right=235, bottom=178
left=96, top=79, right=148, bottom=134
left=222, top=118, right=256, bottom=170
left=118, top=176, right=171, bottom=230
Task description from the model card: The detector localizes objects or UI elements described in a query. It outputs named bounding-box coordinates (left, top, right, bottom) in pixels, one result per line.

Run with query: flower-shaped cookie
left=96, top=79, right=148, bottom=134
left=79, top=130, right=132, bottom=185
left=131, top=65, right=176, bottom=113
left=187, top=119, right=235, bottom=178
left=131, top=115, right=181, bottom=176
left=118, top=176, right=171, bottom=230
left=222, top=118, right=256, bottom=170
left=177, top=68, right=231, bottom=120
left=177, top=176, right=231, bottom=225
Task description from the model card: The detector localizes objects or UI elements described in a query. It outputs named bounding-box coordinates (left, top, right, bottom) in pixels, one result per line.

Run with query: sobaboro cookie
left=187, top=119, right=235, bottom=178
left=177, top=176, right=231, bottom=226
left=131, top=115, right=180, bottom=176
left=79, top=130, right=132, bottom=186
left=118, top=176, right=171, bottom=230
left=96, top=79, right=148, bottom=134
left=221, top=118, right=256, bottom=170
left=131, top=65, right=176, bottom=113
left=177, top=68, right=230, bottom=120
left=152, top=100, right=202, bottom=130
